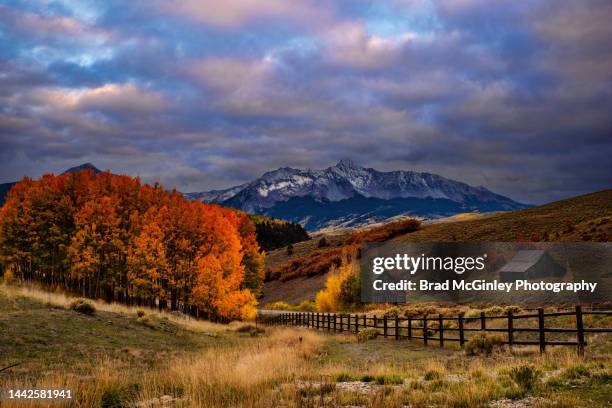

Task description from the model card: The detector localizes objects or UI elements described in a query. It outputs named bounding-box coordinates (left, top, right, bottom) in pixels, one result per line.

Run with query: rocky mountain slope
left=187, top=159, right=528, bottom=230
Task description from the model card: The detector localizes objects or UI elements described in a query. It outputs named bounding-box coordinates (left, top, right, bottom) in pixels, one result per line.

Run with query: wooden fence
left=258, top=306, right=612, bottom=355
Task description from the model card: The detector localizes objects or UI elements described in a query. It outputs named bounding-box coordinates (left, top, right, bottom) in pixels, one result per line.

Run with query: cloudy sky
left=1, top=0, right=611, bottom=204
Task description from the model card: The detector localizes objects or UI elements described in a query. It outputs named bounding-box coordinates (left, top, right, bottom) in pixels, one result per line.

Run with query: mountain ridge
left=0, top=164, right=102, bottom=206
left=186, top=159, right=528, bottom=230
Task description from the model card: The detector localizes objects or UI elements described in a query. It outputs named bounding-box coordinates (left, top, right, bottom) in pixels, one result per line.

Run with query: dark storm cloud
left=0, top=0, right=611, bottom=203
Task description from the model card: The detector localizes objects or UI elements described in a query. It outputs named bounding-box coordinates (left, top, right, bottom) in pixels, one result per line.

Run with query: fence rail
left=258, top=305, right=612, bottom=355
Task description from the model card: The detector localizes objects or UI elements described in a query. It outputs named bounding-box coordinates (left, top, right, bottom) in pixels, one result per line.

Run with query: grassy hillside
left=1, top=284, right=610, bottom=407
left=262, top=190, right=612, bottom=304
left=0, top=285, right=231, bottom=379
left=396, top=189, right=612, bottom=242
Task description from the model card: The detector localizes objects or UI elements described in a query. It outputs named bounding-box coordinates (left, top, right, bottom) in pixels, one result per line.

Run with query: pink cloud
left=159, top=0, right=333, bottom=29
left=323, top=22, right=415, bottom=69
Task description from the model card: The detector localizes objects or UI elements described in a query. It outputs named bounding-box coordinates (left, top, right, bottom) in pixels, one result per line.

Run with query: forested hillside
left=250, top=215, right=310, bottom=251
left=0, top=169, right=264, bottom=320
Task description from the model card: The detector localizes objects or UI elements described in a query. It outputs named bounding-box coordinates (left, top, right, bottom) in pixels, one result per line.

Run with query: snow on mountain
left=187, top=159, right=528, bottom=230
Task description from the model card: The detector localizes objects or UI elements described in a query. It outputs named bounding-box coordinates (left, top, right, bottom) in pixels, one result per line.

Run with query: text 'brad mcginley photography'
left=360, top=242, right=611, bottom=304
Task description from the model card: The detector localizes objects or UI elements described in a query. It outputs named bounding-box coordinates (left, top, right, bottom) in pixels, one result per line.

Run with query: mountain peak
left=63, top=163, right=101, bottom=175
left=190, top=160, right=527, bottom=230
left=261, top=166, right=300, bottom=181
left=334, top=158, right=360, bottom=170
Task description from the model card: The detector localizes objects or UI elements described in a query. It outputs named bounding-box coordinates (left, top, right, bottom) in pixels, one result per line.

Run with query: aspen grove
left=0, top=170, right=264, bottom=320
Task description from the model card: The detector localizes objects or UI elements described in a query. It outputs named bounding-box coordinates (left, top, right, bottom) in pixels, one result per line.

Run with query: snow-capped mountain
left=186, top=159, right=528, bottom=230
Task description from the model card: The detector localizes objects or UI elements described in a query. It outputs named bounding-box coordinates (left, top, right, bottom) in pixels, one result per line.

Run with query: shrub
left=357, top=328, right=379, bottom=342
left=503, top=305, right=522, bottom=314
left=269, top=247, right=343, bottom=282
left=383, top=306, right=402, bottom=318
left=3, top=267, right=15, bottom=284
left=315, top=262, right=356, bottom=312
left=235, top=324, right=265, bottom=336
left=265, top=301, right=291, bottom=310
left=561, top=365, right=591, bottom=380
left=346, top=218, right=421, bottom=244
left=464, top=332, right=504, bottom=356
left=100, top=383, right=140, bottom=408
left=137, top=316, right=157, bottom=329
left=359, top=374, right=375, bottom=382
left=510, top=365, right=540, bottom=392
left=318, top=237, right=329, bottom=248
left=335, top=373, right=355, bottom=382
left=374, top=374, right=403, bottom=385
left=295, top=300, right=316, bottom=312
left=286, top=243, right=294, bottom=255
left=424, top=370, right=441, bottom=381
left=402, top=305, right=438, bottom=318
left=136, top=309, right=146, bottom=318
left=70, top=298, right=96, bottom=315
left=485, top=306, right=504, bottom=316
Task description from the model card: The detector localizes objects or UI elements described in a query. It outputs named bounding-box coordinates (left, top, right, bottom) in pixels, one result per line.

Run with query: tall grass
left=1, top=327, right=323, bottom=408
left=0, top=283, right=231, bottom=333
left=1, top=283, right=610, bottom=407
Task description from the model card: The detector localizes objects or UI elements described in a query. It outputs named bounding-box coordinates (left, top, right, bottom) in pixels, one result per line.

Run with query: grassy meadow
left=1, top=284, right=611, bottom=407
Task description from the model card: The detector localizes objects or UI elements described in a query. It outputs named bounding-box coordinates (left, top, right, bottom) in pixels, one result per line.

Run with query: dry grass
left=0, top=283, right=232, bottom=333
left=395, top=189, right=612, bottom=243
left=2, top=284, right=610, bottom=407
left=1, top=327, right=324, bottom=408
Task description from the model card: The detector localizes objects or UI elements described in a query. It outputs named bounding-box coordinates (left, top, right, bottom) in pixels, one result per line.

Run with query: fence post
left=538, top=307, right=546, bottom=354
left=355, top=314, right=359, bottom=334
left=507, top=310, right=514, bottom=348
left=439, top=314, right=444, bottom=348
left=480, top=311, right=486, bottom=331
left=373, top=315, right=377, bottom=334
left=383, top=315, right=388, bottom=338
left=334, top=313, right=337, bottom=332
left=458, top=313, right=465, bottom=347
left=408, top=317, right=412, bottom=340
left=363, top=314, right=367, bottom=329
left=395, top=316, right=400, bottom=340
left=423, top=315, right=428, bottom=345
left=348, top=314, right=351, bottom=332
left=576, top=305, right=585, bottom=357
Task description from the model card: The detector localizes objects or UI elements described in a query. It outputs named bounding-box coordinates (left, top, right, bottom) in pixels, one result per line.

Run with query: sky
left=0, top=0, right=611, bottom=204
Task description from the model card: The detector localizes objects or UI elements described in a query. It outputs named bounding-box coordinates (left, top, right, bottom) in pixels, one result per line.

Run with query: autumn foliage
left=0, top=170, right=264, bottom=320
